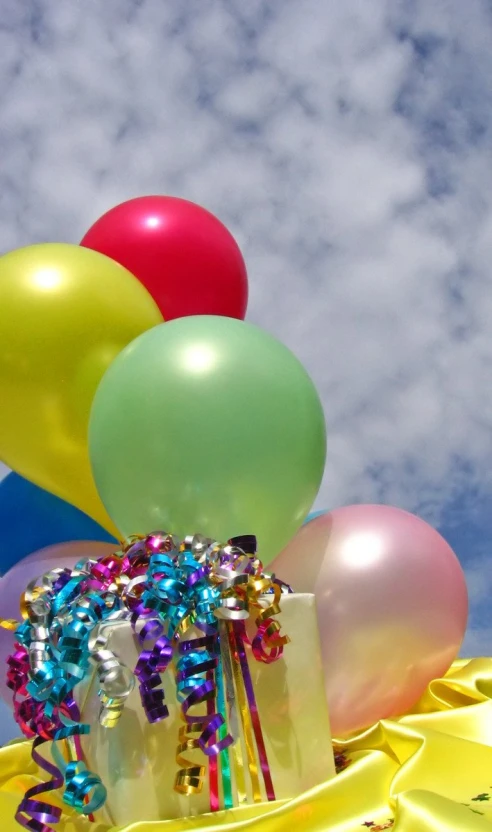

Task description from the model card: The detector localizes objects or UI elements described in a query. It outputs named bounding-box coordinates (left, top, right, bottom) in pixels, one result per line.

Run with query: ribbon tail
left=232, top=621, right=276, bottom=802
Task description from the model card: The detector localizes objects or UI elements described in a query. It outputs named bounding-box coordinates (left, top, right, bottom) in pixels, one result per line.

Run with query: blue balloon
left=0, top=473, right=116, bottom=574
left=303, top=509, right=327, bottom=525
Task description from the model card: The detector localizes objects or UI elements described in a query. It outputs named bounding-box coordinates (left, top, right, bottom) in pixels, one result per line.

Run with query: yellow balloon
left=0, top=243, right=163, bottom=535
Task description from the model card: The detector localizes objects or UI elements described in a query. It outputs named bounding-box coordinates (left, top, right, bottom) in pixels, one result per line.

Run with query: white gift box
left=77, top=593, right=335, bottom=826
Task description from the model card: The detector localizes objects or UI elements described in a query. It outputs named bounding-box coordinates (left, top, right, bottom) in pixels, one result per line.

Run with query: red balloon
left=81, top=196, right=248, bottom=321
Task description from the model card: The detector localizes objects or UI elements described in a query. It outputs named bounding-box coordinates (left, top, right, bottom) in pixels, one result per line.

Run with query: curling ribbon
left=15, top=735, right=63, bottom=832
left=137, top=531, right=289, bottom=809
left=3, top=530, right=289, bottom=827
left=3, top=555, right=129, bottom=829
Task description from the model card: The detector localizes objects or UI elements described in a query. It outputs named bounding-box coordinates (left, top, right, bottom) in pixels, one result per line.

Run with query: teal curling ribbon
left=137, top=535, right=234, bottom=800
left=8, top=530, right=289, bottom=827
left=14, top=559, right=130, bottom=825
left=50, top=712, right=106, bottom=815
left=63, top=761, right=106, bottom=813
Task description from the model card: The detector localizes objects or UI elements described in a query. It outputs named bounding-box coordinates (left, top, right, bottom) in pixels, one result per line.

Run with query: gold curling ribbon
left=175, top=720, right=208, bottom=794
left=0, top=619, right=19, bottom=631
left=248, top=581, right=290, bottom=655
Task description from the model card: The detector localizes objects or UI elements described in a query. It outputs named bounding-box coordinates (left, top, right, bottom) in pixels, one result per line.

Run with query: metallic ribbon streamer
left=4, top=529, right=289, bottom=826
left=227, top=620, right=262, bottom=803
left=215, top=645, right=233, bottom=809
left=219, top=619, right=247, bottom=805
left=175, top=634, right=233, bottom=797
left=89, top=628, right=135, bottom=728
left=232, top=622, right=276, bottom=802
left=133, top=617, right=173, bottom=723
left=6, top=557, right=127, bottom=827
left=14, top=735, right=63, bottom=832
left=206, top=670, right=219, bottom=812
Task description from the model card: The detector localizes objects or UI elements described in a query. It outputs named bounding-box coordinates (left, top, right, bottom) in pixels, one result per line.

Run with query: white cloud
left=0, top=0, right=491, bottom=644
left=461, top=626, right=492, bottom=658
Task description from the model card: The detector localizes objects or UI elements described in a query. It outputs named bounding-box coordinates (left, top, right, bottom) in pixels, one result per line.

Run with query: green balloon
left=89, top=316, right=326, bottom=563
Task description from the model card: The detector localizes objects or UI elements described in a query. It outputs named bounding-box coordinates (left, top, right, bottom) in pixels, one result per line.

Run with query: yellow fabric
left=3, top=658, right=492, bottom=831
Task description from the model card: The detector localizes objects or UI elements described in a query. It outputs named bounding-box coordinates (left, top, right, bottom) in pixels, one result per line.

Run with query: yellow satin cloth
left=2, top=658, right=492, bottom=832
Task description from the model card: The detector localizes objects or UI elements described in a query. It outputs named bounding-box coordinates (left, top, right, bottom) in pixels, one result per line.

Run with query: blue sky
left=1, top=0, right=492, bottom=740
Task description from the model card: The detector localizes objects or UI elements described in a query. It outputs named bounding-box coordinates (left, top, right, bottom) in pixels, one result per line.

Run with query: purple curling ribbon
left=231, top=621, right=276, bottom=802
left=15, top=736, right=63, bottom=832
left=132, top=611, right=173, bottom=723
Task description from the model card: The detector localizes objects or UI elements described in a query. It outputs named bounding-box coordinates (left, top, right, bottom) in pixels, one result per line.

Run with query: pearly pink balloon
left=0, top=540, right=115, bottom=705
left=271, top=504, right=468, bottom=738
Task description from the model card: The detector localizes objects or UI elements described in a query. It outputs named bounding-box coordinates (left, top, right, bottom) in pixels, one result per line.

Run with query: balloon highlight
left=89, top=316, right=326, bottom=562
left=0, top=243, right=163, bottom=532
left=271, top=504, right=468, bottom=736
left=81, top=196, right=248, bottom=321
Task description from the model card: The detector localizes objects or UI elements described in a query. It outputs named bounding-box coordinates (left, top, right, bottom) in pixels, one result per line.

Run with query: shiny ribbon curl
left=89, top=626, right=135, bottom=728
left=134, top=532, right=289, bottom=804
left=129, top=535, right=236, bottom=798
left=2, top=551, right=132, bottom=830
left=4, top=530, right=289, bottom=827
left=15, top=735, right=63, bottom=832
left=175, top=634, right=234, bottom=797
left=133, top=616, right=173, bottom=724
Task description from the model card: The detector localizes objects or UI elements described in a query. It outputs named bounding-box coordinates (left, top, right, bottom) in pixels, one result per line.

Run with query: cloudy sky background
left=1, top=0, right=492, bottom=740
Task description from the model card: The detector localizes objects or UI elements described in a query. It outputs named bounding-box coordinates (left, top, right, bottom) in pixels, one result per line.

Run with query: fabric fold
left=2, top=657, right=492, bottom=831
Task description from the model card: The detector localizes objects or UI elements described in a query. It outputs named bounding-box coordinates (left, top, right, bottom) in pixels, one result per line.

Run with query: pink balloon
left=271, top=504, right=468, bottom=738
left=0, top=540, right=115, bottom=706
